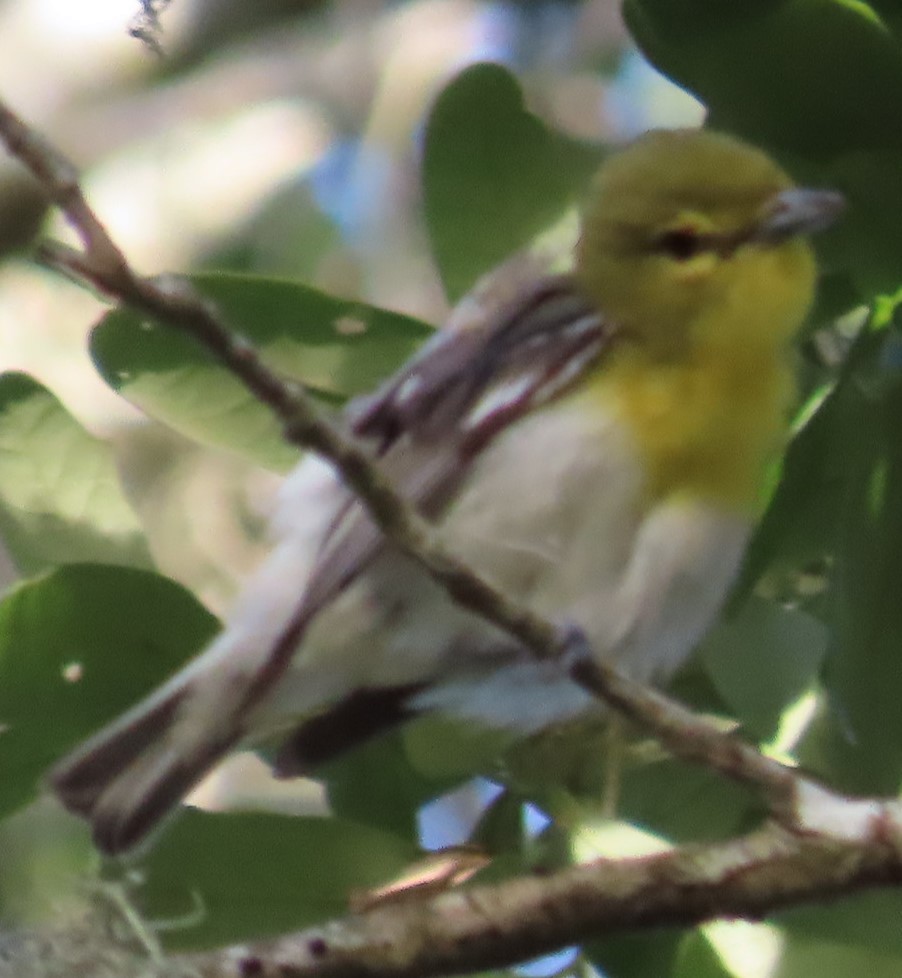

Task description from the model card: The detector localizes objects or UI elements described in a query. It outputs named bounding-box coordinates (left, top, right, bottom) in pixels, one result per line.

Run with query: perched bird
left=49, top=129, right=843, bottom=854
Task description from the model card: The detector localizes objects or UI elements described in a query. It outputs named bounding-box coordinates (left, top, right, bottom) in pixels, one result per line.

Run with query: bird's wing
left=296, top=271, right=617, bottom=622
left=234, top=269, right=617, bottom=717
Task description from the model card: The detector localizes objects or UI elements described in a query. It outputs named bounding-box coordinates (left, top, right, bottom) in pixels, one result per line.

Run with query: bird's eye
left=656, top=228, right=704, bottom=261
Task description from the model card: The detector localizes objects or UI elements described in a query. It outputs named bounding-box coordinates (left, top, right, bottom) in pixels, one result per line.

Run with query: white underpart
left=144, top=394, right=751, bottom=745
left=254, top=393, right=751, bottom=734
left=140, top=455, right=349, bottom=751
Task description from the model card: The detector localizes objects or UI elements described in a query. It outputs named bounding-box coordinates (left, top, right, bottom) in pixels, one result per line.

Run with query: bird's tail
left=48, top=669, right=246, bottom=854
left=48, top=585, right=314, bottom=855
left=48, top=527, right=330, bottom=854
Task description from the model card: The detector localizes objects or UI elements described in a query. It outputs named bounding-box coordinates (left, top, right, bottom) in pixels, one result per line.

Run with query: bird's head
left=576, top=129, right=844, bottom=358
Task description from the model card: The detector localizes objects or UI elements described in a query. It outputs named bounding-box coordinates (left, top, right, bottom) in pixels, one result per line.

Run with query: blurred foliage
left=0, top=564, right=217, bottom=821
left=624, top=0, right=902, bottom=298
left=92, top=272, right=430, bottom=471
left=424, top=61, right=601, bottom=300
left=0, top=2, right=901, bottom=977
left=134, top=808, right=418, bottom=949
left=0, top=373, right=152, bottom=576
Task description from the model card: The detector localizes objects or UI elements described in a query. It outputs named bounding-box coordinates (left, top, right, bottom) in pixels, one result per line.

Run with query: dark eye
left=656, top=228, right=704, bottom=261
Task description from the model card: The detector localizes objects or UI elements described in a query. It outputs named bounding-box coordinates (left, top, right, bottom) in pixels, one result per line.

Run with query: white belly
left=266, top=397, right=751, bottom=732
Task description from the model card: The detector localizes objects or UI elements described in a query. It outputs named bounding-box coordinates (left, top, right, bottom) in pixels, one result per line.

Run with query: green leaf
left=672, top=931, right=735, bottom=978
left=423, top=62, right=601, bottom=301
left=735, top=399, right=840, bottom=604
left=733, top=320, right=879, bottom=606
left=403, top=713, right=513, bottom=780
left=0, top=372, right=151, bottom=577
left=624, top=0, right=902, bottom=155
left=90, top=272, right=431, bottom=471
left=320, top=729, right=455, bottom=839
left=470, top=788, right=526, bottom=855
left=504, top=717, right=614, bottom=812
left=701, top=598, right=827, bottom=742
left=133, top=808, right=417, bottom=949
left=772, top=908, right=902, bottom=978
left=585, top=931, right=682, bottom=978
left=618, top=757, right=756, bottom=844
left=782, top=890, right=902, bottom=954
left=803, top=327, right=902, bottom=793
left=0, top=564, right=217, bottom=819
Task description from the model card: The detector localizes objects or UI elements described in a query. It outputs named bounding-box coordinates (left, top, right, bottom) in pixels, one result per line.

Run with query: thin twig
left=128, top=0, right=173, bottom=56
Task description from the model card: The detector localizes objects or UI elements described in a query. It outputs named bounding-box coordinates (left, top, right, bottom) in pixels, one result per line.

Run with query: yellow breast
left=588, top=341, right=793, bottom=514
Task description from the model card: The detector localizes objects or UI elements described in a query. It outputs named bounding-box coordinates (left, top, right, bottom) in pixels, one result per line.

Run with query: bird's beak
left=753, top=187, right=846, bottom=244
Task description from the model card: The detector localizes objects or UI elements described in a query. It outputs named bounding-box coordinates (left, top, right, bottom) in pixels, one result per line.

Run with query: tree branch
left=188, top=806, right=902, bottom=978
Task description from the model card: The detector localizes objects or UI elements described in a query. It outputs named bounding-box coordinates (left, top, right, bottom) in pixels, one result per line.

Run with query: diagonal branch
left=187, top=809, right=902, bottom=978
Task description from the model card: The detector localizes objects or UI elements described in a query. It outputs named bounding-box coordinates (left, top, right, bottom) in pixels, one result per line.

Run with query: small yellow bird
left=49, top=129, right=843, bottom=854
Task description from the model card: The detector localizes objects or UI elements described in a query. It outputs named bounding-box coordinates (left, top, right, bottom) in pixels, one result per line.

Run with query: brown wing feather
left=296, top=274, right=614, bottom=628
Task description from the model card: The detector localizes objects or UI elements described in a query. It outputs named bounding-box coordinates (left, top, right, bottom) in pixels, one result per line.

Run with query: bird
left=48, top=128, right=844, bottom=855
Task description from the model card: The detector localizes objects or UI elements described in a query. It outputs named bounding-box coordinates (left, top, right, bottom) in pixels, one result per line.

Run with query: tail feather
left=89, top=734, right=239, bottom=854
left=50, top=693, right=184, bottom=818
left=48, top=684, right=241, bottom=854
left=47, top=501, right=339, bottom=854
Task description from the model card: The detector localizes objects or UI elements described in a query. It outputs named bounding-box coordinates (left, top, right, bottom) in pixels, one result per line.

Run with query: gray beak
left=753, top=187, right=846, bottom=244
